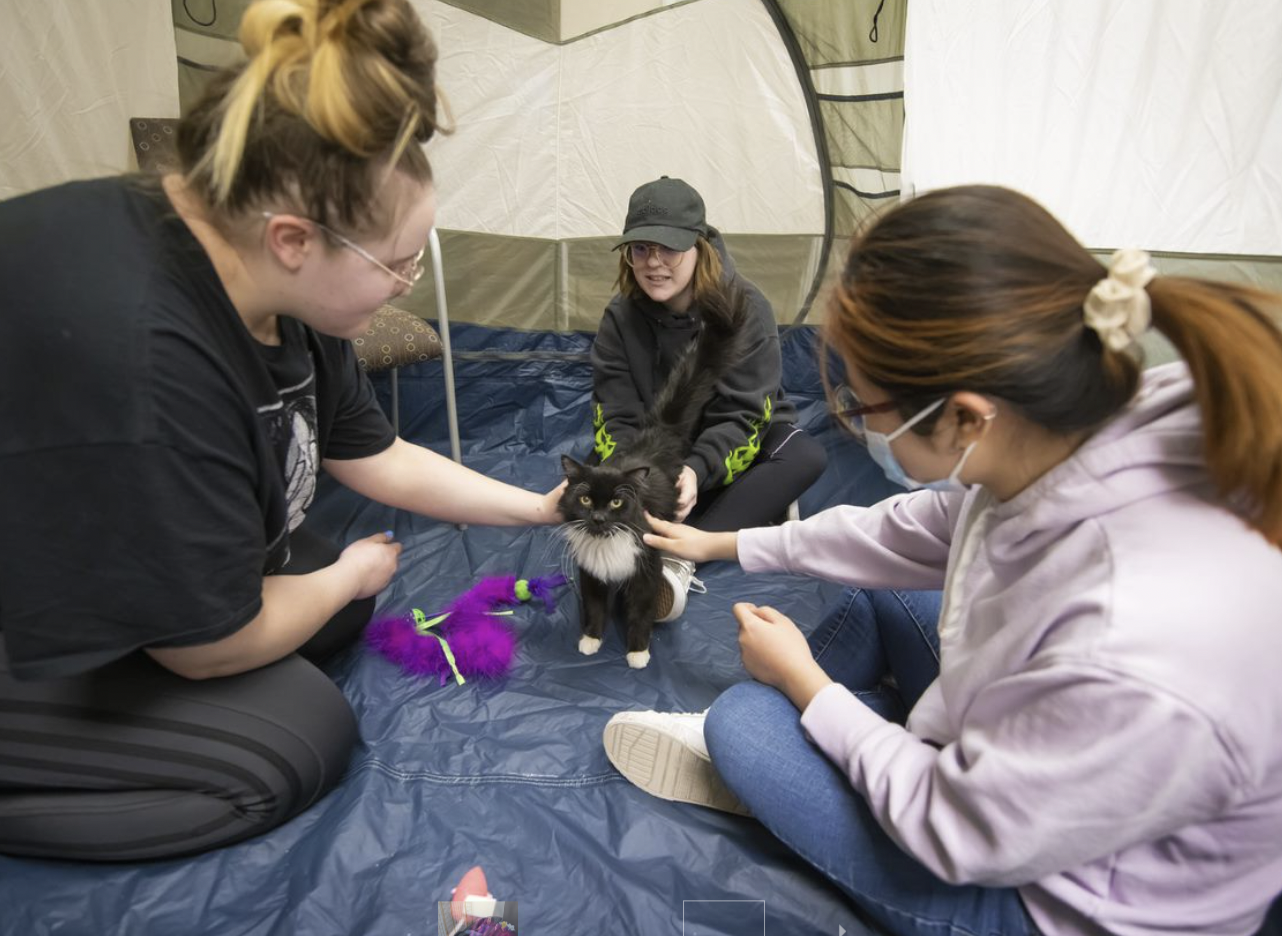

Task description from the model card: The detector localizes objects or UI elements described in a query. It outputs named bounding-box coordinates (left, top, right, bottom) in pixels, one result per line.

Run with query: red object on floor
left=450, top=865, right=491, bottom=924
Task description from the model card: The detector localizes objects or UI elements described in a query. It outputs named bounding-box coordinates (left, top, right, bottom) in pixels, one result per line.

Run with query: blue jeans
left=705, top=589, right=1039, bottom=936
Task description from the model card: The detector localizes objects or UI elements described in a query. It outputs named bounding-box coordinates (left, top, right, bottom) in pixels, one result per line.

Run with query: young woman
left=0, top=0, right=562, bottom=861
left=605, top=185, right=1282, bottom=935
left=590, top=176, right=827, bottom=621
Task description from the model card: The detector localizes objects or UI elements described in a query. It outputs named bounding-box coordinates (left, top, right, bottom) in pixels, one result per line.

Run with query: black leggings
left=0, top=527, right=370, bottom=862
left=687, top=421, right=827, bottom=533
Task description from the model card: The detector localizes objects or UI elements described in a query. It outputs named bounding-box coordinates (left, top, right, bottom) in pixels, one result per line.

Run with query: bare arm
left=324, top=437, right=565, bottom=526
left=149, top=441, right=564, bottom=681
left=147, top=531, right=400, bottom=680
left=642, top=513, right=739, bottom=563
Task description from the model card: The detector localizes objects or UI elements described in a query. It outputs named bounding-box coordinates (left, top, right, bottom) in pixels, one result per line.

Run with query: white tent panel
left=0, top=0, right=178, bottom=200
left=811, top=60, right=903, bottom=98
left=422, top=0, right=824, bottom=240
left=901, top=0, right=1282, bottom=254
left=421, top=4, right=562, bottom=238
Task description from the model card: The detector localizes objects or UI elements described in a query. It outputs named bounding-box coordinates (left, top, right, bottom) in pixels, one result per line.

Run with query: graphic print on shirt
left=258, top=363, right=319, bottom=535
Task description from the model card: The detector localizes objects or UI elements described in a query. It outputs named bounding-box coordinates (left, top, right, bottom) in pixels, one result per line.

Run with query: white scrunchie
left=1083, top=248, right=1157, bottom=351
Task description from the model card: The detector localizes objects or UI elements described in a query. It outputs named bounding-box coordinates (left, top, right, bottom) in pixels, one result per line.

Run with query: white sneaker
left=654, top=556, right=705, bottom=623
left=603, top=711, right=750, bottom=815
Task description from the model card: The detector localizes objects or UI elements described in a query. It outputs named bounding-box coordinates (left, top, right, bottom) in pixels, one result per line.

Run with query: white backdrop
left=422, top=0, right=826, bottom=240
left=901, top=0, right=1282, bottom=254
left=0, top=0, right=178, bottom=200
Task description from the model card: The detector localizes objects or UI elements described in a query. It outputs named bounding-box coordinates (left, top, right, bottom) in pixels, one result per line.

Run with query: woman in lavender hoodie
left=603, top=185, right=1282, bottom=935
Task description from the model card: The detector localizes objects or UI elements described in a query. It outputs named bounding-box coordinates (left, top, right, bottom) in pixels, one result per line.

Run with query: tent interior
left=1, top=0, right=1280, bottom=933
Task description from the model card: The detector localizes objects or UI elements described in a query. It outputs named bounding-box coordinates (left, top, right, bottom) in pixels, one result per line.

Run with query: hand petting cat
left=540, top=479, right=569, bottom=524
left=674, top=465, right=699, bottom=521
left=642, top=513, right=739, bottom=564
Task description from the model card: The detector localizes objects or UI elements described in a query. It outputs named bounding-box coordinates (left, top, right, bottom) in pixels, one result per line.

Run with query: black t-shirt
left=0, top=177, right=395, bottom=680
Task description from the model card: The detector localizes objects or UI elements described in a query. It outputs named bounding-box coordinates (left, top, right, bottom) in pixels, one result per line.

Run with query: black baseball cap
left=613, top=176, right=707, bottom=252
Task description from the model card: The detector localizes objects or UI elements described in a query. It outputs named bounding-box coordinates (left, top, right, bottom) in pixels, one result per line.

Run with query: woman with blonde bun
left=0, top=0, right=562, bottom=861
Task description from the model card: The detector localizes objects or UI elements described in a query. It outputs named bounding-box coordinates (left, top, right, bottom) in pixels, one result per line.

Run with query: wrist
left=784, top=664, right=833, bottom=712
left=531, top=493, right=555, bottom=526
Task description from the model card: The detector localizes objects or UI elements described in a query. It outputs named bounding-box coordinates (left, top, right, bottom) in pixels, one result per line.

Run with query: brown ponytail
left=1147, top=277, right=1282, bottom=544
left=824, top=184, right=1282, bottom=547
left=177, top=0, right=442, bottom=234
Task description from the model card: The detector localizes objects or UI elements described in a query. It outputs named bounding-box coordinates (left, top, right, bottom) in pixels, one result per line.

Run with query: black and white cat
left=559, top=286, right=748, bottom=668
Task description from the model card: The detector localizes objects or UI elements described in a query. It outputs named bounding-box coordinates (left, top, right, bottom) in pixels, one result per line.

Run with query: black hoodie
left=589, top=227, right=797, bottom=493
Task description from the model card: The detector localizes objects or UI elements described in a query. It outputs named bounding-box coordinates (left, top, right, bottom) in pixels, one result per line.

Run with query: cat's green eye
left=608, top=498, right=623, bottom=509
left=579, top=495, right=592, bottom=507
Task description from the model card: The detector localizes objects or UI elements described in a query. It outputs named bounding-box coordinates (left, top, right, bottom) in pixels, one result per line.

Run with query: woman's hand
left=643, top=512, right=738, bottom=563
left=536, top=478, right=568, bottom=524
left=340, top=531, right=404, bottom=599
left=733, top=602, right=833, bottom=711
left=674, top=465, right=698, bottom=521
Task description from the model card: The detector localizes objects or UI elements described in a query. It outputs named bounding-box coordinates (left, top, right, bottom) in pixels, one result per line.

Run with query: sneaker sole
left=654, top=579, right=676, bottom=621
left=603, top=721, right=750, bottom=816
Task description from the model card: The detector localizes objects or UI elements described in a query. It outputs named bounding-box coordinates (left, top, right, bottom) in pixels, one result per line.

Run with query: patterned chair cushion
left=353, top=304, right=443, bottom=371
left=129, top=117, right=181, bottom=173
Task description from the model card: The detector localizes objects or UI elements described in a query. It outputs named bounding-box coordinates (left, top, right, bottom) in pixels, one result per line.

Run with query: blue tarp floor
left=5, top=324, right=1282, bottom=935
left=5, top=325, right=908, bottom=935
left=6, top=324, right=1282, bottom=936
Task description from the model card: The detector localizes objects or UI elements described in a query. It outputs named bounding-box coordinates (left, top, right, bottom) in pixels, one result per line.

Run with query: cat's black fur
left=559, top=285, right=749, bottom=668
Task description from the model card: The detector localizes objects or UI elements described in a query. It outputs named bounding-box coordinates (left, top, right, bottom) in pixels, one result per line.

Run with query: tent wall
left=0, top=1, right=178, bottom=200
left=901, top=0, right=1282, bottom=291
left=422, top=0, right=827, bottom=331
left=164, top=0, right=831, bottom=331
left=769, top=0, right=907, bottom=322
left=3, top=0, right=1277, bottom=320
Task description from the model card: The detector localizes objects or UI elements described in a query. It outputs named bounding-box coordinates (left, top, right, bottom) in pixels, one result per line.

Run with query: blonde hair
left=178, top=0, right=442, bottom=234
left=614, top=236, right=725, bottom=306
left=825, top=184, right=1282, bottom=547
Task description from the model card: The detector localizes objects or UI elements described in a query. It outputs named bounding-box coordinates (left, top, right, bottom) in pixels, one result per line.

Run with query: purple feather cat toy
left=366, top=574, right=566, bottom=686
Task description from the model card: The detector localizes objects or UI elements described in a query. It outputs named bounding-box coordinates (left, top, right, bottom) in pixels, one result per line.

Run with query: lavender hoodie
left=738, top=363, right=1282, bottom=935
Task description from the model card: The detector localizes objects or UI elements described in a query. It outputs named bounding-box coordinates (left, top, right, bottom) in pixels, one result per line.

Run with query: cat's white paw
left=626, top=650, right=651, bottom=669
left=578, top=636, right=602, bottom=656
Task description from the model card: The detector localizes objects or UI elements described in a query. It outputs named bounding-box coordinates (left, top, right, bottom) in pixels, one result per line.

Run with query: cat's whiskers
left=543, top=523, right=586, bottom=593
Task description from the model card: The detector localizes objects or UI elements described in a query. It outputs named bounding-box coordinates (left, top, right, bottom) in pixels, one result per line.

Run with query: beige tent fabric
left=770, top=0, right=907, bottom=321
left=5, top=0, right=1276, bottom=330
left=0, top=0, right=178, bottom=199
left=902, top=0, right=1282, bottom=258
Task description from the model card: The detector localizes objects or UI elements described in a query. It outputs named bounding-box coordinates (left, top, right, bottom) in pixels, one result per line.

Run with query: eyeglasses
left=624, top=242, right=684, bottom=267
left=261, top=211, right=426, bottom=289
left=831, top=385, right=901, bottom=440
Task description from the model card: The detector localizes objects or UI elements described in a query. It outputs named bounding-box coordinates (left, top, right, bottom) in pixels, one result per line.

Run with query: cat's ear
left=625, top=466, right=650, bottom=484
left=561, top=455, right=586, bottom=481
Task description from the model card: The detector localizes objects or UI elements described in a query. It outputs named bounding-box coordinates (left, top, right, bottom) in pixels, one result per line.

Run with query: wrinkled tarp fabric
left=1, top=326, right=904, bottom=936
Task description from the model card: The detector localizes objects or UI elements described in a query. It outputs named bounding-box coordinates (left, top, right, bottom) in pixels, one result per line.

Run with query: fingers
left=366, top=530, right=403, bottom=556
left=733, top=603, right=786, bottom=628
left=644, top=511, right=673, bottom=533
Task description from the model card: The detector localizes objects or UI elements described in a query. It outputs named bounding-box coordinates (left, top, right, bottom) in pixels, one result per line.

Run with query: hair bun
left=183, top=0, right=439, bottom=220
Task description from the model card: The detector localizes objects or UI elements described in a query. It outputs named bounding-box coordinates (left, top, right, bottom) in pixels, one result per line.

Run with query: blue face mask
left=864, top=398, right=982, bottom=493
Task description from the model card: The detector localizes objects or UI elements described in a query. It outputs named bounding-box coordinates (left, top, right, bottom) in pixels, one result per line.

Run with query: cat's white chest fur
left=566, top=528, right=643, bottom=584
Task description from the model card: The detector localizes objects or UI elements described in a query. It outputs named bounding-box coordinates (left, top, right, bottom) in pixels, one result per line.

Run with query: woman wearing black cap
left=589, top=176, right=827, bottom=621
